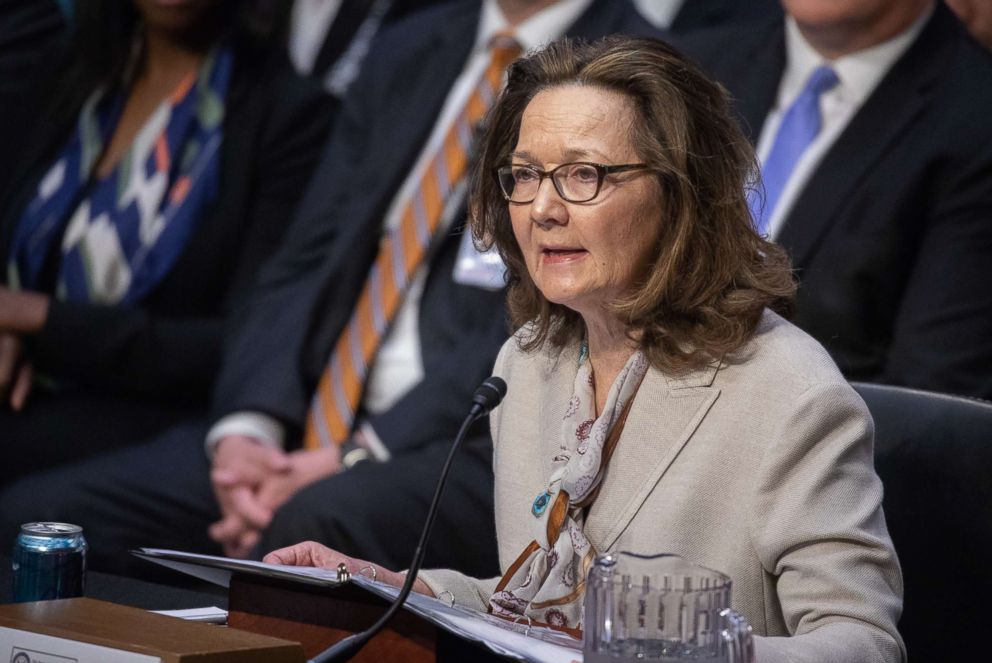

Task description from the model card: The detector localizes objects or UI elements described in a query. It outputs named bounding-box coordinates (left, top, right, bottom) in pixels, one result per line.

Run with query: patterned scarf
left=489, top=345, right=649, bottom=631
left=7, top=46, right=233, bottom=305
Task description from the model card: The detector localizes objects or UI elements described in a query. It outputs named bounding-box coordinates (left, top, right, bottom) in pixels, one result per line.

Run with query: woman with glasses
left=267, top=36, right=904, bottom=662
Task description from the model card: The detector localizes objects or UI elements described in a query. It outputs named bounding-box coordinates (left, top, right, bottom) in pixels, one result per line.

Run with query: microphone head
left=472, top=376, right=507, bottom=414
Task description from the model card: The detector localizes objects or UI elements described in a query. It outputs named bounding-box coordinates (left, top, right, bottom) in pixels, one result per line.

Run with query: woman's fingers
left=263, top=540, right=347, bottom=568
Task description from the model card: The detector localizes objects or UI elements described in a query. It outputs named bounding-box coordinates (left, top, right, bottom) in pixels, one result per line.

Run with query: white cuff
left=205, top=411, right=285, bottom=460
left=357, top=421, right=392, bottom=462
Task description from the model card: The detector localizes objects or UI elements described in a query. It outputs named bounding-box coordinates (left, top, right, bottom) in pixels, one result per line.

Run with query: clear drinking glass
left=583, top=552, right=754, bottom=663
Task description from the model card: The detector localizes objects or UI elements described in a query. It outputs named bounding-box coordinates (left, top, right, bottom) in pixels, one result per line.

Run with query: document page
left=133, top=548, right=581, bottom=663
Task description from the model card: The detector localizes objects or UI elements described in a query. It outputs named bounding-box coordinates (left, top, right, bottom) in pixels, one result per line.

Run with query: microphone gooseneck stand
left=309, top=376, right=508, bottom=663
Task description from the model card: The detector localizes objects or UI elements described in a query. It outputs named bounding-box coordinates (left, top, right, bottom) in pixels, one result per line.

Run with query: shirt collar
left=476, top=0, right=593, bottom=54
left=780, top=3, right=933, bottom=109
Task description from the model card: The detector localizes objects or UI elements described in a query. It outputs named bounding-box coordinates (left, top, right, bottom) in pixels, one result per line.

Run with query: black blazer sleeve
left=27, top=61, right=336, bottom=402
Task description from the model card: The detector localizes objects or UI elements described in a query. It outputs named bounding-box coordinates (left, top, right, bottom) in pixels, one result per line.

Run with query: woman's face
left=132, top=0, right=221, bottom=34
left=509, top=85, right=663, bottom=320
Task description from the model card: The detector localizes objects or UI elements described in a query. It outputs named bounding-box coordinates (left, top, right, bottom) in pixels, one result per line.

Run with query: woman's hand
left=263, top=541, right=435, bottom=597
left=0, top=287, right=50, bottom=334
left=0, top=333, right=33, bottom=410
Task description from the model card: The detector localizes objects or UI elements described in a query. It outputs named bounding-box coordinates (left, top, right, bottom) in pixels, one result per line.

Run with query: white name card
left=0, top=625, right=161, bottom=663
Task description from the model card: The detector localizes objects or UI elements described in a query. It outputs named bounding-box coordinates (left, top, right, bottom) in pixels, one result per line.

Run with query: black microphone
left=470, top=376, right=508, bottom=417
left=311, top=376, right=507, bottom=663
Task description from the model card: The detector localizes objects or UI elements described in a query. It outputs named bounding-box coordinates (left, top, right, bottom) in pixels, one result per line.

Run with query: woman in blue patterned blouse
left=0, top=0, right=333, bottom=484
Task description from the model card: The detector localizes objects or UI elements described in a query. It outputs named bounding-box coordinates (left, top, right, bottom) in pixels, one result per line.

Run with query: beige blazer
left=420, top=311, right=905, bottom=663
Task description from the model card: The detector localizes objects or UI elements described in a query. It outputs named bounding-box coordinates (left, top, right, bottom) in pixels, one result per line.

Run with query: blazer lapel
left=778, top=8, right=951, bottom=266
left=583, top=364, right=720, bottom=553
left=311, top=0, right=378, bottom=78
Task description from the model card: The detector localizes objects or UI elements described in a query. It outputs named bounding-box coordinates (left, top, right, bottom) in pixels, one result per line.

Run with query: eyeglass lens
left=499, top=163, right=603, bottom=203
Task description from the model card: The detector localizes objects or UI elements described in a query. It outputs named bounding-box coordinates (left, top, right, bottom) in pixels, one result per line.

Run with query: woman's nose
left=529, top=178, right=567, bottom=229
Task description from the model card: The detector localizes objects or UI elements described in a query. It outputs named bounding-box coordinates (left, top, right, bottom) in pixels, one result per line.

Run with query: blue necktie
left=751, top=66, right=839, bottom=235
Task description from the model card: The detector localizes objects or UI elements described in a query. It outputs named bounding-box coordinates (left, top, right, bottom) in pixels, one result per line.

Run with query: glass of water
left=583, top=552, right=754, bottom=663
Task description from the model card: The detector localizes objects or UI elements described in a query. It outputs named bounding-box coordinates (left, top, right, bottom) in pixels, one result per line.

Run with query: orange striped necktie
left=303, top=34, right=522, bottom=449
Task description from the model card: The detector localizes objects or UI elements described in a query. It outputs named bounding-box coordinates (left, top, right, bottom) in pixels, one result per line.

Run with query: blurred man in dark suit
left=683, top=0, right=992, bottom=399
left=0, top=0, right=659, bottom=577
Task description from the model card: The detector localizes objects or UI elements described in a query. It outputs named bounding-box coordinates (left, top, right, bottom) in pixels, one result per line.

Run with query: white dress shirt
left=756, top=7, right=932, bottom=239
left=207, top=0, right=593, bottom=457
left=632, top=0, right=685, bottom=29
left=288, top=0, right=343, bottom=74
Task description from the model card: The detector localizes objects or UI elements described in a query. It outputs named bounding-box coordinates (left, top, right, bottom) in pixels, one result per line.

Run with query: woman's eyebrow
left=509, top=148, right=601, bottom=163
left=561, top=148, right=598, bottom=161
left=509, top=151, right=539, bottom=163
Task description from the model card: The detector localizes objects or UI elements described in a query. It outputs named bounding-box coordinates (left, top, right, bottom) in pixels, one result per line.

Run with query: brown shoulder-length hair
left=470, top=36, right=796, bottom=373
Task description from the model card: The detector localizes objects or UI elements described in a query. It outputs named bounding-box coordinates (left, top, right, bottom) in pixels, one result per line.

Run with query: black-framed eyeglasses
left=495, top=161, right=651, bottom=203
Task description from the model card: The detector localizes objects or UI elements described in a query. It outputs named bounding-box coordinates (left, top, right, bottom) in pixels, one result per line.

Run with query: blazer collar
left=584, top=366, right=720, bottom=552
left=537, top=344, right=721, bottom=554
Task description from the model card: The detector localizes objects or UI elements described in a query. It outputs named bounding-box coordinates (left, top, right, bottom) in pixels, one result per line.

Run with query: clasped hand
left=209, top=436, right=341, bottom=558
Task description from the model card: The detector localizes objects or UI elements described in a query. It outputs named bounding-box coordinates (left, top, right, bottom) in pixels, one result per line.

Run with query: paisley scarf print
left=490, top=345, right=649, bottom=629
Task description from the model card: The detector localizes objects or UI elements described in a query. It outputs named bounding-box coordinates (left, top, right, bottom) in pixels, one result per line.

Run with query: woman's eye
left=513, top=168, right=539, bottom=183
left=570, top=166, right=599, bottom=182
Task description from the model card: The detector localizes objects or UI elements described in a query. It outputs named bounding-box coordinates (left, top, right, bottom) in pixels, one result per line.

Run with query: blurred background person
left=632, top=0, right=781, bottom=32
left=0, top=0, right=334, bottom=485
left=0, top=0, right=858, bottom=578
left=268, top=36, right=905, bottom=663
left=0, top=0, right=660, bottom=578
left=681, top=0, right=992, bottom=399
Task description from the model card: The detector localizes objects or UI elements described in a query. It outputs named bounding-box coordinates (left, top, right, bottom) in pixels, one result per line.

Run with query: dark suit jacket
left=0, top=0, right=66, bottom=145
left=302, top=0, right=447, bottom=82
left=682, top=6, right=992, bottom=399
left=668, top=0, right=781, bottom=33
left=0, top=45, right=335, bottom=403
left=213, top=0, right=660, bottom=451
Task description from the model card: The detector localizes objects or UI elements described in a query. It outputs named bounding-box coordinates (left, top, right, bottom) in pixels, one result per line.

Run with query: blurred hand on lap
left=210, top=438, right=341, bottom=557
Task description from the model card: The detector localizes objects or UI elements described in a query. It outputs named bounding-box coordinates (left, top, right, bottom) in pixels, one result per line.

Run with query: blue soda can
left=11, top=522, right=87, bottom=602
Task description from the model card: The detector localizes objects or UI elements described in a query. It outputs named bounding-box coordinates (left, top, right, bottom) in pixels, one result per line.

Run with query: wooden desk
left=2, top=554, right=508, bottom=662
left=228, top=572, right=435, bottom=662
